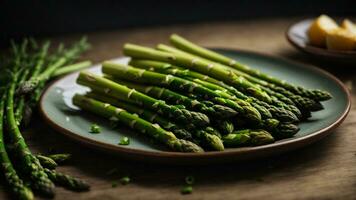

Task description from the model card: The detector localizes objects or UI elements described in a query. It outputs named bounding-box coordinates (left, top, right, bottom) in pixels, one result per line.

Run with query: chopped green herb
left=181, top=185, right=193, bottom=194
left=119, top=176, right=130, bottom=185
left=185, top=176, right=195, bottom=185
left=118, top=137, right=130, bottom=145
left=90, top=123, right=101, bottom=133
left=111, top=181, right=118, bottom=188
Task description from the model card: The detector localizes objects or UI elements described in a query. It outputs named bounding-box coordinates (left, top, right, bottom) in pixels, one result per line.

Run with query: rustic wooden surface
left=1, top=18, right=356, bottom=200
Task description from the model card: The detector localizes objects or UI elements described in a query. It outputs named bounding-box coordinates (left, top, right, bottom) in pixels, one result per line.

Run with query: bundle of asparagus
left=0, top=38, right=91, bottom=199
left=73, top=34, right=331, bottom=154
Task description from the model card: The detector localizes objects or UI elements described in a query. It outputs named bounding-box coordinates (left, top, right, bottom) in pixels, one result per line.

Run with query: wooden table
left=1, top=18, right=355, bottom=200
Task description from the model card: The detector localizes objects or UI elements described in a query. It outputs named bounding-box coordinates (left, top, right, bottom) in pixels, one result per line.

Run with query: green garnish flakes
left=119, top=137, right=130, bottom=145
left=111, top=181, right=118, bottom=188
left=89, top=123, right=101, bottom=134
left=119, top=176, right=130, bottom=185
left=185, top=176, right=195, bottom=185
left=181, top=185, right=193, bottom=195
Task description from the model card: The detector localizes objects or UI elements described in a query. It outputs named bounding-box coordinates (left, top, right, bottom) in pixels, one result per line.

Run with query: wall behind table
left=1, top=0, right=356, bottom=45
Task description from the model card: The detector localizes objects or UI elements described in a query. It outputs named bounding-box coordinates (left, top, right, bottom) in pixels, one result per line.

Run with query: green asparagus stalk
left=86, top=92, right=194, bottom=141
left=123, top=44, right=272, bottom=103
left=102, top=62, right=262, bottom=123
left=102, top=62, right=219, bottom=99
left=169, top=34, right=332, bottom=101
left=77, top=71, right=210, bottom=127
left=0, top=94, right=34, bottom=200
left=44, top=169, right=90, bottom=191
left=157, top=44, right=317, bottom=117
left=52, top=60, right=92, bottom=77
left=6, top=72, right=55, bottom=197
left=104, top=77, right=237, bottom=119
left=223, top=129, right=274, bottom=147
left=214, top=120, right=234, bottom=135
left=129, top=59, right=300, bottom=122
left=86, top=92, right=224, bottom=151
left=73, top=94, right=204, bottom=153
left=18, top=37, right=90, bottom=95
left=36, top=155, right=58, bottom=169
left=47, top=154, right=71, bottom=164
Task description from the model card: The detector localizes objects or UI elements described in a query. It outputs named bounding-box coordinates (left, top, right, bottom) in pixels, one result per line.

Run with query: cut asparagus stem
left=169, top=34, right=332, bottom=101
left=123, top=44, right=272, bottom=103
left=77, top=71, right=210, bottom=127
left=73, top=94, right=204, bottom=153
left=52, top=60, right=92, bottom=77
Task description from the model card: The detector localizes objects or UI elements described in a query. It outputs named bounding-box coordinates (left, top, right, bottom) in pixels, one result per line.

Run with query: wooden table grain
left=1, top=18, right=355, bottom=200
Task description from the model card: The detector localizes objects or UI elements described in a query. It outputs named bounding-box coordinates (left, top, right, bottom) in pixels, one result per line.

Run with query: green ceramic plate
left=40, top=49, right=350, bottom=164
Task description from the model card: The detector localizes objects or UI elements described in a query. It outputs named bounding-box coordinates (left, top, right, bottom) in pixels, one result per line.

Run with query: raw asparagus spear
left=214, top=120, right=234, bottom=135
left=18, top=37, right=90, bottom=95
left=169, top=34, right=332, bottom=101
left=7, top=73, right=55, bottom=197
left=0, top=94, right=34, bottom=200
left=86, top=92, right=224, bottom=151
left=223, top=129, right=274, bottom=147
left=36, top=155, right=58, bottom=169
left=44, top=169, right=90, bottom=191
left=104, top=76, right=237, bottom=119
left=77, top=72, right=210, bottom=127
left=73, top=94, right=204, bottom=153
left=123, top=44, right=272, bottom=103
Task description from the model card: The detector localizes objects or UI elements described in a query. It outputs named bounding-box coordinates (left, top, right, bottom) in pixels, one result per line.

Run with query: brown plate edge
left=39, top=49, right=351, bottom=165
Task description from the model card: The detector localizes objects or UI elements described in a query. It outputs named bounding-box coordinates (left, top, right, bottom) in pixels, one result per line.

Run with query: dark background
left=1, top=0, right=356, bottom=45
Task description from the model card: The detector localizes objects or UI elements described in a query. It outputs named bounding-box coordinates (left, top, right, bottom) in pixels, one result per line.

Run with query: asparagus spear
left=18, top=37, right=90, bottom=95
left=7, top=74, right=55, bottom=197
left=44, top=169, right=90, bottom=191
left=123, top=44, right=272, bottom=103
left=73, top=94, right=204, bottom=153
left=102, top=62, right=262, bottom=123
left=47, top=154, right=71, bottom=164
left=129, top=59, right=300, bottom=122
left=223, top=129, right=274, bottom=147
left=169, top=34, right=332, bottom=101
left=86, top=91, right=194, bottom=141
left=157, top=44, right=317, bottom=117
left=6, top=44, right=55, bottom=197
left=77, top=71, right=210, bottom=127
left=0, top=94, right=34, bottom=200
left=104, top=76, right=237, bottom=119
left=214, top=120, right=234, bottom=135
left=36, top=155, right=58, bottom=169
left=86, top=92, right=224, bottom=151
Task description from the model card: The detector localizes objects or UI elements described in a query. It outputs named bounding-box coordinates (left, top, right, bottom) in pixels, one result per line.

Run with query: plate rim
left=285, top=18, right=356, bottom=58
left=39, top=48, right=351, bottom=162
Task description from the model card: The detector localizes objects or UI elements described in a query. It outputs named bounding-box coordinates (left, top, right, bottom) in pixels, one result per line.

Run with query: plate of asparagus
left=40, top=34, right=350, bottom=164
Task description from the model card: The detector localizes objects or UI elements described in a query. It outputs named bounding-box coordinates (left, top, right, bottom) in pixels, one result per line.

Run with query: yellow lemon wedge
left=341, top=19, right=356, bottom=34
left=326, top=28, right=356, bottom=51
left=308, top=15, right=339, bottom=47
